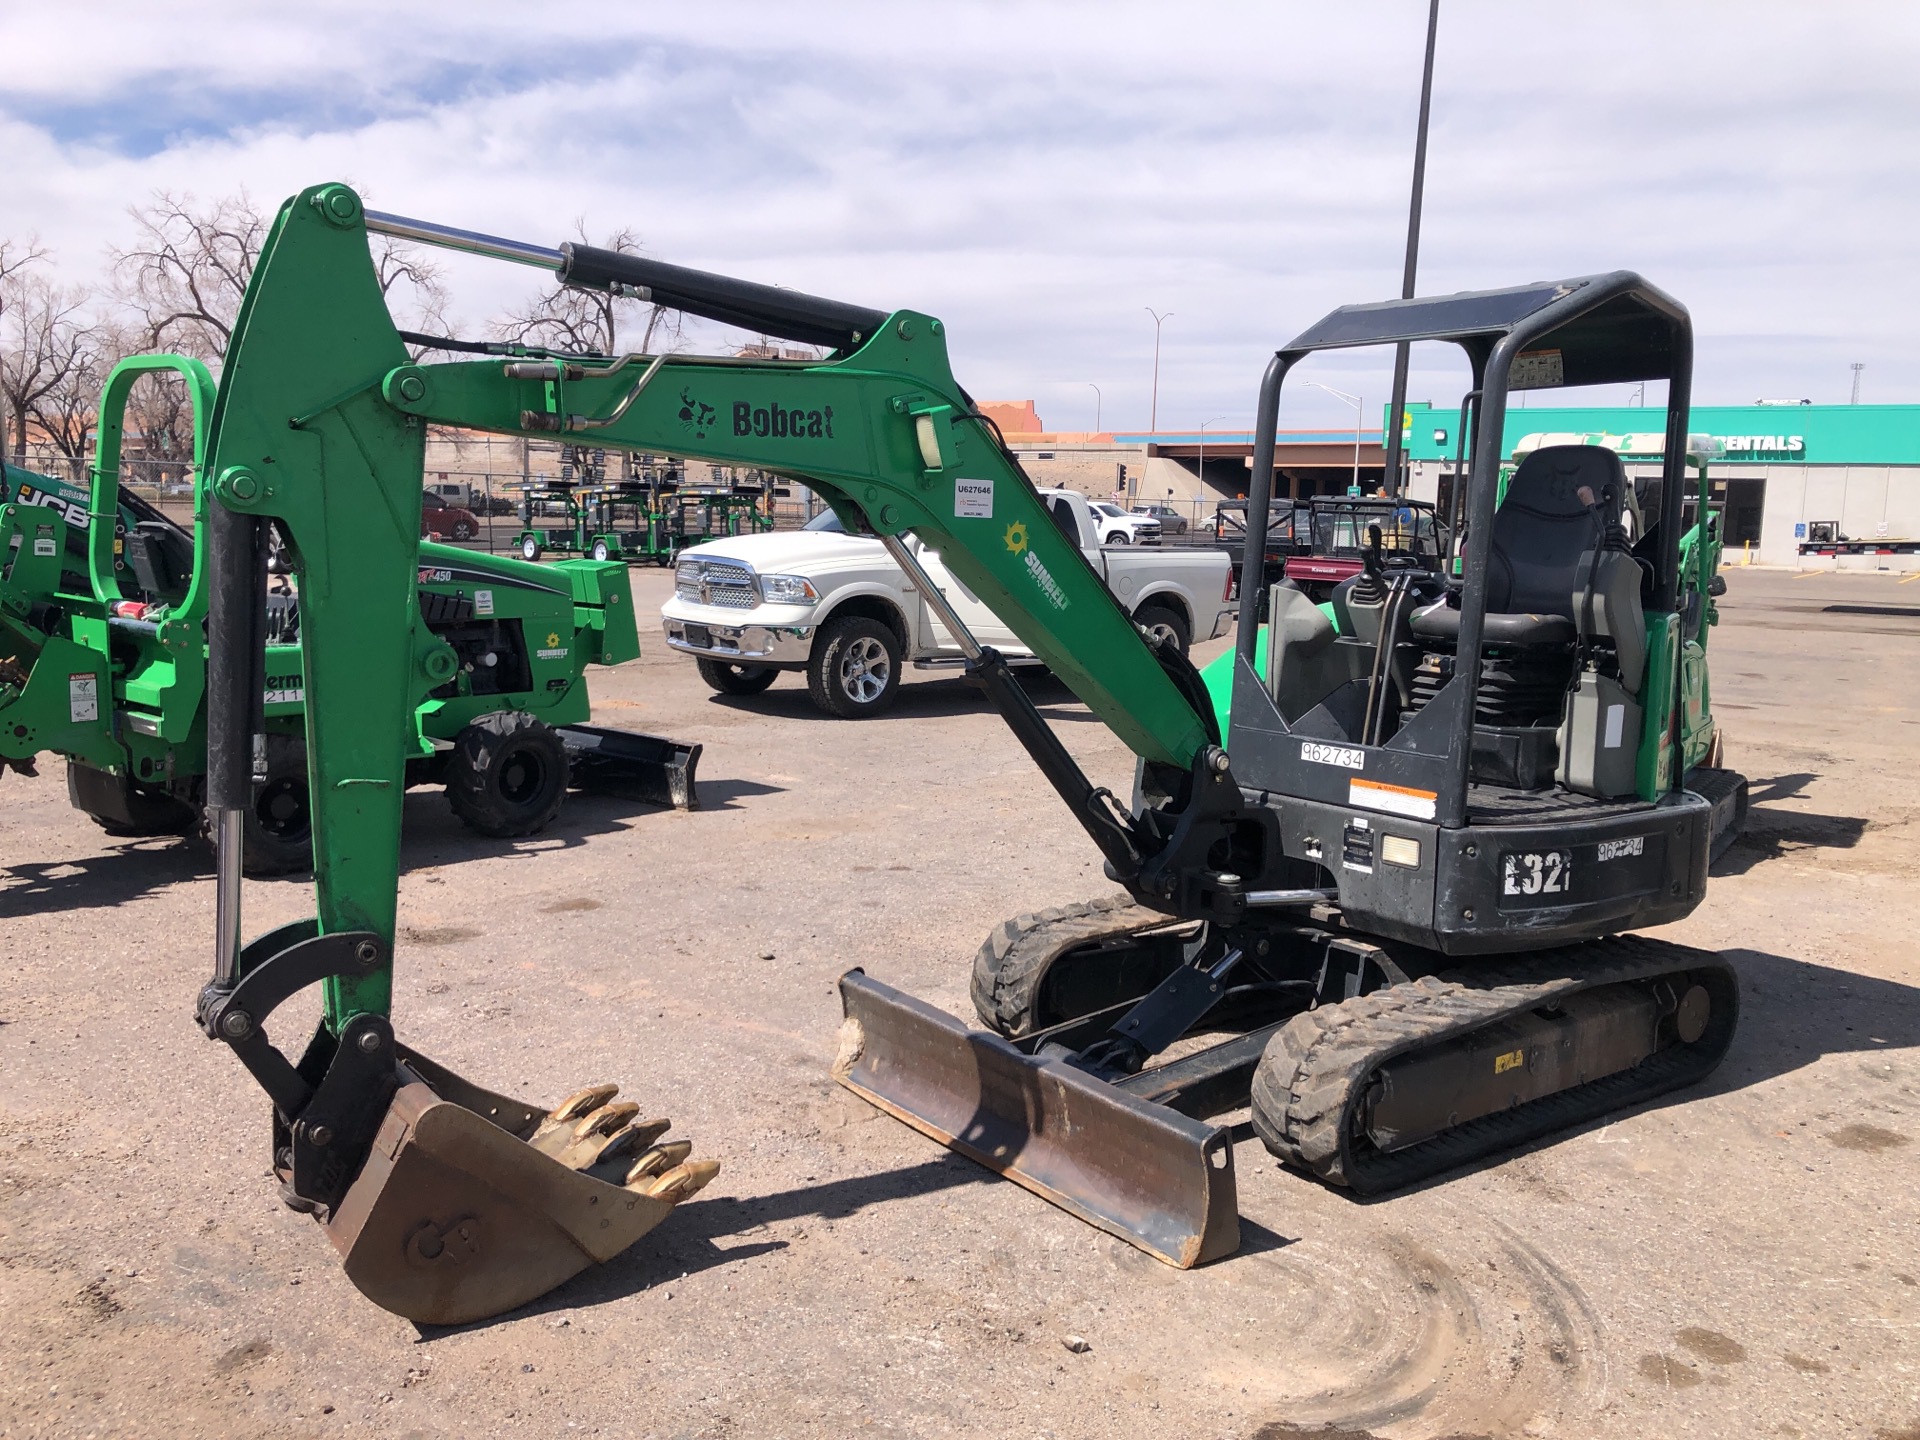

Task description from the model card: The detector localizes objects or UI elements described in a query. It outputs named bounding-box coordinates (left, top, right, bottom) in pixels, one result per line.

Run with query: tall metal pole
left=1354, top=395, right=1363, bottom=493
left=1851, top=362, right=1865, bottom=404
left=1382, top=0, right=1441, bottom=499
left=1146, top=308, right=1172, bottom=435
left=1088, top=382, right=1103, bottom=434
left=1197, top=415, right=1227, bottom=508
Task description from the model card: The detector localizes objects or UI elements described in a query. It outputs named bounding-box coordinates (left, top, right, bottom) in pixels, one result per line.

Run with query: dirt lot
left=3, top=566, right=1918, bottom=1440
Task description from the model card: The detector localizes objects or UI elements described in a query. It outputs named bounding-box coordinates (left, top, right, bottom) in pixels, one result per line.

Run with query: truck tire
left=1132, top=602, right=1191, bottom=658
left=243, top=733, right=315, bottom=875
left=520, top=536, right=542, bottom=562
left=1107, top=531, right=1130, bottom=545
left=807, top=615, right=902, bottom=718
left=697, top=658, right=779, bottom=696
left=446, top=711, right=569, bottom=837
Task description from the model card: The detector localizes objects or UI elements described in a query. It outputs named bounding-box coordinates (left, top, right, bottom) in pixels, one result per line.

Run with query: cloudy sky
left=5, top=2, right=1917, bottom=433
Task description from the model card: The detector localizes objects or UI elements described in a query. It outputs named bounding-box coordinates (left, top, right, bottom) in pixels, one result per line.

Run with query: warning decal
left=1348, top=776, right=1438, bottom=821
left=68, top=672, right=98, bottom=724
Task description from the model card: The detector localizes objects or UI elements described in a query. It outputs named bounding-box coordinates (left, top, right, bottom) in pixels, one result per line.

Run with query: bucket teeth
left=581, top=1119, right=673, bottom=1182
left=529, top=1083, right=622, bottom=1154
left=624, top=1139, right=694, bottom=1184
left=641, top=1158, right=721, bottom=1203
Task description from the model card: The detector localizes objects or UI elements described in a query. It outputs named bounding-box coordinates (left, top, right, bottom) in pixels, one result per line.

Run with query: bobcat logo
left=677, top=387, right=716, bottom=440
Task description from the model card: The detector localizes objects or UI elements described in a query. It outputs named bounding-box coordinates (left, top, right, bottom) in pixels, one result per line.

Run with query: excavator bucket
left=834, top=970, right=1239, bottom=1269
left=321, top=1047, right=715, bottom=1326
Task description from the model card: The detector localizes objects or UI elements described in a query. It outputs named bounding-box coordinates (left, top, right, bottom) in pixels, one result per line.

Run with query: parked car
left=1088, top=500, right=1161, bottom=545
left=420, top=490, right=480, bottom=542
left=659, top=487, right=1236, bottom=717
left=1131, top=502, right=1189, bottom=536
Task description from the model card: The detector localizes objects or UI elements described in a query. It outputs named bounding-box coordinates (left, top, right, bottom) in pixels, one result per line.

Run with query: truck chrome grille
left=676, top=557, right=758, bottom=608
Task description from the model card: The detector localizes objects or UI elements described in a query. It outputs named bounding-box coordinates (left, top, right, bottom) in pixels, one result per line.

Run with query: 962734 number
left=1501, top=849, right=1571, bottom=898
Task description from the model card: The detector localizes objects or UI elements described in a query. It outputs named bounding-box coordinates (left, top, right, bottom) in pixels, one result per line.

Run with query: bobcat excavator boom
left=196, top=185, right=1741, bottom=1312
left=193, top=182, right=1215, bottom=1321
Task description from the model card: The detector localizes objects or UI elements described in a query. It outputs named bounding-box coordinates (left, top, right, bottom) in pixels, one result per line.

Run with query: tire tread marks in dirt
left=1251, top=934, right=1739, bottom=1193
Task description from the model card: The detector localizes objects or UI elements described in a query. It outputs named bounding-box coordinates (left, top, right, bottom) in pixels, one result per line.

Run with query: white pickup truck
left=660, top=486, right=1236, bottom=717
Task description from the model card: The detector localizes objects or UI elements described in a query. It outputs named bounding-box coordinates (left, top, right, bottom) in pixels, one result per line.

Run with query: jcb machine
left=0, top=356, right=699, bottom=874
left=188, top=184, right=1740, bottom=1324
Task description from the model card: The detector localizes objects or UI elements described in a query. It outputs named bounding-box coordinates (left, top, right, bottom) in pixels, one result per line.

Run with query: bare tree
left=0, top=276, right=103, bottom=472
left=494, top=224, right=681, bottom=356
left=113, top=188, right=453, bottom=366
left=111, top=190, right=264, bottom=361
left=0, top=237, right=52, bottom=463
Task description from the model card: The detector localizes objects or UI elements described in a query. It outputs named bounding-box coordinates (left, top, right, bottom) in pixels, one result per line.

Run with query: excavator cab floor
left=319, top=1046, right=711, bottom=1326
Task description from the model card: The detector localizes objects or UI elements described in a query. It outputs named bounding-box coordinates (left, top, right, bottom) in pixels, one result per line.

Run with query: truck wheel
left=520, top=536, right=542, bottom=562
left=243, top=733, right=315, bottom=875
left=591, top=539, right=612, bottom=562
left=1133, top=602, right=1191, bottom=658
left=697, top=658, right=779, bottom=696
left=1107, top=531, right=1130, bottom=545
left=807, top=615, right=902, bottom=718
left=446, top=711, right=569, bottom=837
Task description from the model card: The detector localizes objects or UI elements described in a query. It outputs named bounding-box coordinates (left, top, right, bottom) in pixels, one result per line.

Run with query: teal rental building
left=1398, top=402, right=1920, bottom=568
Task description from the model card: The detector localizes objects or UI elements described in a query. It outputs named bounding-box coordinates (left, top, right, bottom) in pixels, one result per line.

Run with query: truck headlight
left=758, top=574, right=819, bottom=604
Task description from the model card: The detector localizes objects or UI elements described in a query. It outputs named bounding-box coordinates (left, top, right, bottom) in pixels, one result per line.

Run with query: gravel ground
left=2, top=565, right=1917, bottom=1440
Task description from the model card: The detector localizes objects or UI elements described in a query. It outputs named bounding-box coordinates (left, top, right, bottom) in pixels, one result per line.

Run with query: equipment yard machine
left=170, top=179, right=1746, bottom=1321
left=0, top=357, right=700, bottom=876
left=834, top=276, right=1748, bottom=1267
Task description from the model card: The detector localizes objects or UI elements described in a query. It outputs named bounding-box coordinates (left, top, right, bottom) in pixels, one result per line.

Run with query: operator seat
left=1409, top=444, right=1646, bottom=691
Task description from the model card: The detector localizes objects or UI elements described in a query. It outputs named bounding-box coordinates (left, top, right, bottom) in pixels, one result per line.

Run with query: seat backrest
left=1487, top=445, right=1621, bottom=616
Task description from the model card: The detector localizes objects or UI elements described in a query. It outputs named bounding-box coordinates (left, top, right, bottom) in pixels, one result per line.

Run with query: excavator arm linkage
left=193, top=183, right=1239, bottom=1317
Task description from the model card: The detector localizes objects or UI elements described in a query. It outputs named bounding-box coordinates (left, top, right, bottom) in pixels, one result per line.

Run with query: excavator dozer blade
left=321, top=1048, right=693, bottom=1326
left=560, top=723, right=702, bottom=810
left=834, top=970, right=1239, bottom=1269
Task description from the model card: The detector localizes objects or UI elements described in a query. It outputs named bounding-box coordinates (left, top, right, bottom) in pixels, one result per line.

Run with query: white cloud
left=5, top=0, right=1919, bottom=425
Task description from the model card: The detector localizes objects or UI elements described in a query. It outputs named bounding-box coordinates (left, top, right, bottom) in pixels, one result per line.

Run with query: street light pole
left=1087, top=382, right=1103, bottom=434
left=1145, top=308, right=1172, bottom=436
left=1197, top=415, right=1228, bottom=506
left=1307, top=382, right=1364, bottom=495
left=1382, top=0, right=1441, bottom=500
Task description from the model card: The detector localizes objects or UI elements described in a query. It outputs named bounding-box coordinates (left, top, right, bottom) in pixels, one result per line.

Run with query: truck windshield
left=804, top=509, right=846, bottom=533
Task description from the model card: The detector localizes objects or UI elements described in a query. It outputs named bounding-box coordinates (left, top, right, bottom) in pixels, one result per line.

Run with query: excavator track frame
left=1250, top=933, right=1739, bottom=1192
left=959, top=901, right=1739, bottom=1201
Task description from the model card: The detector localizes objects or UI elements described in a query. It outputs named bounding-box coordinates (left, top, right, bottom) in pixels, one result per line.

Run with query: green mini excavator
left=184, top=183, right=1742, bottom=1323
left=0, top=358, right=699, bottom=876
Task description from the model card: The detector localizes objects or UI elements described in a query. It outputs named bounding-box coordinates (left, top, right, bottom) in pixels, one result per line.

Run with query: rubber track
left=969, top=895, right=1187, bottom=1038
left=1250, top=933, right=1739, bottom=1194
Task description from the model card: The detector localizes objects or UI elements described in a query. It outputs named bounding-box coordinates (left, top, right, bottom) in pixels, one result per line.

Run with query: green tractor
left=0, top=354, right=699, bottom=873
